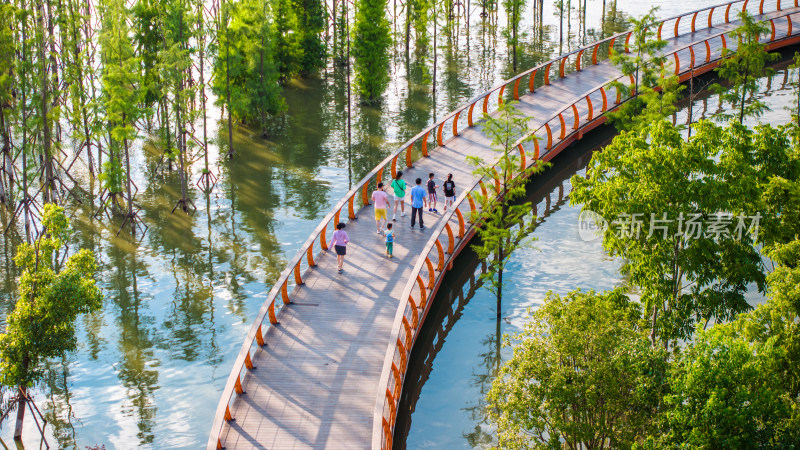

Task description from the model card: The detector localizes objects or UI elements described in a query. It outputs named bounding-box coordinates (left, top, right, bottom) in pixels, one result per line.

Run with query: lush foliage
left=568, top=120, right=800, bottom=346
left=272, top=0, right=301, bottom=80
left=98, top=0, right=142, bottom=195
left=212, top=0, right=285, bottom=135
left=352, top=0, right=392, bottom=103
left=468, top=102, right=546, bottom=314
left=608, top=8, right=684, bottom=133
left=0, top=204, right=102, bottom=388
left=296, top=0, right=326, bottom=74
left=713, top=11, right=779, bottom=124
left=488, top=289, right=667, bottom=449
left=645, top=238, right=800, bottom=447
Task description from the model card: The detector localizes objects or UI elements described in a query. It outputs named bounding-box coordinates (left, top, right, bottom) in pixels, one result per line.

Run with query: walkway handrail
left=209, top=0, right=796, bottom=447
left=371, top=4, right=800, bottom=449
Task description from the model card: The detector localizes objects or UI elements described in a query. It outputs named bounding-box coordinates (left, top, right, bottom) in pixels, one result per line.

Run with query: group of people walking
left=327, top=171, right=456, bottom=274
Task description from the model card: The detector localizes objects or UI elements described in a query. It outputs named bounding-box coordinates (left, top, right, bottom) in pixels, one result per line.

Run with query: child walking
left=385, top=223, right=394, bottom=258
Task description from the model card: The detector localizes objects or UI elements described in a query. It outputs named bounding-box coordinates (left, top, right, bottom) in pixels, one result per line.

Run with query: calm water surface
left=0, top=0, right=789, bottom=447
left=399, top=60, right=798, bottom=449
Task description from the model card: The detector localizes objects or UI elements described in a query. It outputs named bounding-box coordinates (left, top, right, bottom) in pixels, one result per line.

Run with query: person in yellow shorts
left=372, top=182, right=389, bottom=234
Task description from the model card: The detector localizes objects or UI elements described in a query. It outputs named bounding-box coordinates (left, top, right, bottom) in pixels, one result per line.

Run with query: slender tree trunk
left=0, top=108, right=11, bottom=205
left=559, top=2, right=563, bottom=53
left=433, top=0, right=437, bottom=99
left=14, top=356, right=30, bottom=440
left=21, top=7, right=32, bottom=242
left=14, top=385, right=26, bottom=440
left=346, top=0, right=352, bottom=188
left=123, top=134, right=134, bottom=232
left=333, top=0, right=338, bottom=58
left=739, top=71, right=748, bottom=124
left=198, top=3, right=210, bottom=177
left=405, top=0, right=411, bottom=57
left=512, top=1, right=517, bottom=72
left=224, top=0, right=234, bottom=158
left=69, top=0, right=94, bottom=176
left=36, top=0, right=54, bottom=204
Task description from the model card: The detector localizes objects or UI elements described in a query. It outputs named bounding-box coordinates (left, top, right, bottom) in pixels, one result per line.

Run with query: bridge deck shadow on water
left=210, top=2, right=800, bottom=448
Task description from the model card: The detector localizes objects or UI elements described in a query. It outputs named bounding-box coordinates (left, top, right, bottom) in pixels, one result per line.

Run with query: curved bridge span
left=210, top=2, right=800, bottom=448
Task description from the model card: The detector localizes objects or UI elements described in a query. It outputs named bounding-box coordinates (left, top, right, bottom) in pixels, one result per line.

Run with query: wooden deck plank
left=217, top=9, right=800, bottom=449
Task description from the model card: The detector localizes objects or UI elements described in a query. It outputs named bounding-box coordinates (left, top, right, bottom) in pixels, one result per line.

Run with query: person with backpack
left=443, top=174, right=456, bottom=212
left=385, top=223, right=395, bottom=258
left=390, top=172, right=407, bottom=221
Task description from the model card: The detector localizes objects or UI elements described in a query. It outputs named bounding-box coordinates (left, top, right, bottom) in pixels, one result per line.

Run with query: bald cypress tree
left=352, top=0, right=391, bottom=103
left=296, top=0, right=326, bottom=75
left=98, top=0, right=142, bottom=219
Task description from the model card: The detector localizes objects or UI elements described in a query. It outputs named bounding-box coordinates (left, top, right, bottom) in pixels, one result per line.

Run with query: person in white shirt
left=372, top=182, right=389, bottom=233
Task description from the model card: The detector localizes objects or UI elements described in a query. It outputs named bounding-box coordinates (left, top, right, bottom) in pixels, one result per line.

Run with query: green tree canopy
left=296, top=0, right=326, bottom=74
left=488, top=289, right=667, bottom=449
left=352, top=0, right=391, bottom=103
left=0, top=204, right=102, bottom=438
left=570, top=120, right=775, bottom=346
left=713, top=11, right=779, bottom=124
left=608, top=8, right=685, bottom=133
left=468, top=101, right=546, bottom=316
left=646, top=238, right=800, bottom=447
left=212, top=0, right=285, bottom=136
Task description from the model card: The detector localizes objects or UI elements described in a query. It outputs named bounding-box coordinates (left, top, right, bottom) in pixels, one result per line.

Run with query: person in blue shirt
left=410, top=178, right=426, bottom=230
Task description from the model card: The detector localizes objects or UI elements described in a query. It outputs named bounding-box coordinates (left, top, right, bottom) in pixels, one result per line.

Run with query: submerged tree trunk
left=14, top=386, right=26, bottom=440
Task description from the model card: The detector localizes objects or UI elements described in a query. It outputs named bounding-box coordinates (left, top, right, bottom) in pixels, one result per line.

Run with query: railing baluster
left=445, top=223, right=455, bottom=254
left=425, top=258, right=435, bottom=289
left=268, top=301, right=278, bottom=325
left=586, top=95, right=594, bottom=121
left=468, top=102, right=476, bottom=127
left=600, top=86, right=608, bottom=112
left=435, top=240, right=445, bottom=271
left=544, top=123, right=553, bottom=149
left=571, top=104, right=580, bottom=130
left=281, top=280, right=290, bottom=304
left=294, top=263, right=303, bottom=285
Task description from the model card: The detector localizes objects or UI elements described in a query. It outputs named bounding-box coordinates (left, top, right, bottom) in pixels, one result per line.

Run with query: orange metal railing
left=370, top=3, right=800, bottom=449
left=209, top=0, right=800, bottom=447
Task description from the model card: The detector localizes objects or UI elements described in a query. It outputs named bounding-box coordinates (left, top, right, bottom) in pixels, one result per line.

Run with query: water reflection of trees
left=42, top=357, right=78, bottom=449
left=272, top=78, right=334, bottom=220
left=109, top=249, right=159, bottom=445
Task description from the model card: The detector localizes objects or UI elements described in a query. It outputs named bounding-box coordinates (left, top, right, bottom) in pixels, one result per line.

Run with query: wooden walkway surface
left=213, top=5, right=800, bottom=449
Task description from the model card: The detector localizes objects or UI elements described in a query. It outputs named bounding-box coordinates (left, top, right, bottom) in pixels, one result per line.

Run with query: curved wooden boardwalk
left=210, top=2, right=800, bottom=448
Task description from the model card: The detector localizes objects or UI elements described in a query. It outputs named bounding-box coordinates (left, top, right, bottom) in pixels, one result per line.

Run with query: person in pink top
left=328, top=222, right=349, bottom=274
left=372, top=182, right=389, bottom=234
